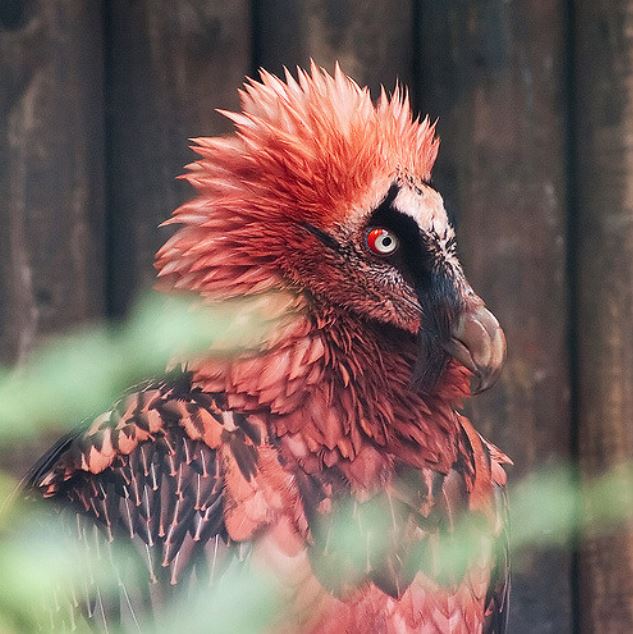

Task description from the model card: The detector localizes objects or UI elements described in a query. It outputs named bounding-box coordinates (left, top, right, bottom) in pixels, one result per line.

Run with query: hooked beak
left=442, top=306, right=506, bottom=394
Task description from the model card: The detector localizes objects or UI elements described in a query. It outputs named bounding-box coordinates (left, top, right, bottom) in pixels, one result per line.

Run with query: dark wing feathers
left=484, top=483, right=511, bottom=633
left=21, top=371, right=252, bottom=632
left=22, top=370, right=510, bottom=633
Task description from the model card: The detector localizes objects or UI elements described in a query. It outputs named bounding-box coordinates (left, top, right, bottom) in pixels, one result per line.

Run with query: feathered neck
left=183, top=293, right=471, bottom=475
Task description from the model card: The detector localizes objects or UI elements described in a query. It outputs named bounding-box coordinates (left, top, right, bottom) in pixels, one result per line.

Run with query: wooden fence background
left=1, top=1, right=631, bottom=632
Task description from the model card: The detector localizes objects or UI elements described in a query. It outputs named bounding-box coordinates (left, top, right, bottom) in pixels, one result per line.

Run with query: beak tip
left=470, top=367, right=501, bottom=395
left=445, top=306, right=506, bottom=396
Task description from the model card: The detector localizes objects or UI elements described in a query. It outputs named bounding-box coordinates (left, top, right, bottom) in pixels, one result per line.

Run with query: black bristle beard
left=412, top=328, right=450, bottom=395
left=412, top=274, right=461, bottom=395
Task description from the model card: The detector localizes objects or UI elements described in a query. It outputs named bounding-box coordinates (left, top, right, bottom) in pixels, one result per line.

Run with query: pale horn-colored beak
left=442, top=306, right=506, bottom=394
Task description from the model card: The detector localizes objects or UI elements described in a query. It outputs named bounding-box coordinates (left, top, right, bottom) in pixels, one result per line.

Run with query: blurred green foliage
left=0, top=294, right=631, bottom=632
left=0, top=294, right=274, bottom=438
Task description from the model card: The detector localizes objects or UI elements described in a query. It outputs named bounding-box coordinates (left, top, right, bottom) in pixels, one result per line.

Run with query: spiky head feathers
left=185, top=63, right=438, bottom=224
left=156, top=64, right=451, bottom=333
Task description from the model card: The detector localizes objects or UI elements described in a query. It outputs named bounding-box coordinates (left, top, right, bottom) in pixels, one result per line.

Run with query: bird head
left=156, top=63, right=505, bottom=395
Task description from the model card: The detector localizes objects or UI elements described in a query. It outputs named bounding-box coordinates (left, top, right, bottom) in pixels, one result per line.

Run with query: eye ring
left=365, top=227, right=399, bottom=256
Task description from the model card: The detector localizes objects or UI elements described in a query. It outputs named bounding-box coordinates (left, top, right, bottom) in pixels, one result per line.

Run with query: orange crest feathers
left=156, top=64, right=440, bottom=301
left=175, top=62, right=439, bottom=227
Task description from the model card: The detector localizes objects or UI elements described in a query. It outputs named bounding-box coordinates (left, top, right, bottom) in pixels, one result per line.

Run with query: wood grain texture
left=105, top=0, right=251, bottom=316
left=416, top=3, right=572, bottom=632
left=0, top=1, right=105, bottom=475
left=0, top=1, right=105, bottom=363
left=574, top=2, right=633, bottom=632
left=253, top=0, right=414, bottom=96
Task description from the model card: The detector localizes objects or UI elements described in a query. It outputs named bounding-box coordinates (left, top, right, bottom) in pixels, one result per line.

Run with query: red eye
left=366, top=227, right=399, bottom=256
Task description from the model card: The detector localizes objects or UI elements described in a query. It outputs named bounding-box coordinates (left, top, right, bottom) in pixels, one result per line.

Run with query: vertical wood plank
left=0, top=0, right=105, bottom=475
left=253, top=0, right=414, bottom=96
left=574, top=2, right=633, bottom=631
left=106, top=0, right=251, bottom=316
left=417, top=2, right=573, bottom=631
left=0, top=0, right=105, bottom=363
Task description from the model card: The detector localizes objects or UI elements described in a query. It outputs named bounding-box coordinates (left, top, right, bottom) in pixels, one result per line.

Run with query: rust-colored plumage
left=25, top=64, right=510, bottom=632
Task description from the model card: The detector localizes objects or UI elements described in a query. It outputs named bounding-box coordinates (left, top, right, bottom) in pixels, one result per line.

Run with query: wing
left=22, top=371, right=510, bottom=633
left=22, top=369, right=270, bottom=632
left=483, top=446, right=511, bottom=634
left=292, top=417, right=511, bottom=634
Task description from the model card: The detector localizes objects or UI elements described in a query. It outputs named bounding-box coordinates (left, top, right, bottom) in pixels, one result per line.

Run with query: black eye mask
left=369, top=184, right=463, bottom=394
